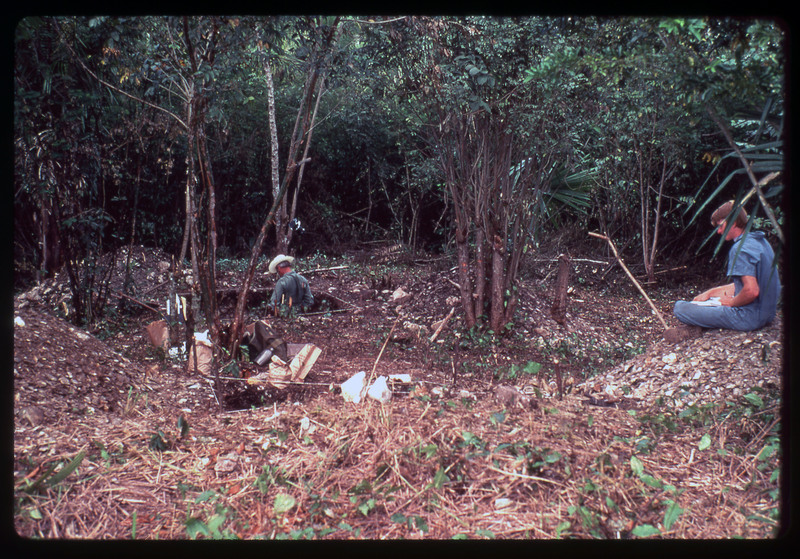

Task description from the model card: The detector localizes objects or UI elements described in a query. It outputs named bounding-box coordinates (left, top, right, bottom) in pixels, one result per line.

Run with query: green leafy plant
left=20, top=450, right=86, bottom=494
left=391, top=512, right=430, bottom=533
left=255, top=464, right=290, bottom=493
left=628, top=454, right=686, bottom=535
left=148, top=415, right=190, bottom=451
left=273, top=493, right=297, bottom=515
left=496, top=360, right=542, bottom=382
left=184, top=489, right=238, bottom=539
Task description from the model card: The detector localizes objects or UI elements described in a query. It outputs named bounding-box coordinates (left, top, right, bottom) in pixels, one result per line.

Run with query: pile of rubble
left=579, top=315, right=783, bottom=409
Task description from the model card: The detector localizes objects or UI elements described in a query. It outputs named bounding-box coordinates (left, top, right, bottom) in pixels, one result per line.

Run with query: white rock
left=367, top=376, right=392, bottom=403
left=390, top=288, right=409, bottom=302
left=662, top=353, right=677, bottom=364
left=341, top=371, right=367, bottom=404
left=14, top=316, right=25, bottom=327
left=495, top=498, right=513, bottom=509
left=299, top=416, right=316, bottom=435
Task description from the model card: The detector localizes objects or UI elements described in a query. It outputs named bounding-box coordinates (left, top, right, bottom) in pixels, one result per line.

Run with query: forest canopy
left=13, top=15, right=786, bottom=329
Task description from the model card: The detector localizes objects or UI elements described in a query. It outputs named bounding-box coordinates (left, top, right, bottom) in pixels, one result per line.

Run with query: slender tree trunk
left=195, top=128, right=221, bottom=343
left=647, top=159, right=669, bottom=283
left=473, top=229, right=487, bottom=322
left=287, top=73, right=326, bottom=249
left=489, top=233, right=505, bottom=333
left=551, top=253, right=570, bottom=326
left=227, top=23, right=339, bottom=356
left=453, top=222, right=477, bottom=328
left=179, top=91, right=194, bottom=266
left=226, top=177, right=292, bottom=357
left=263, top=53, right=282, bottom=254
left=274, top=18, right=340, bottom=254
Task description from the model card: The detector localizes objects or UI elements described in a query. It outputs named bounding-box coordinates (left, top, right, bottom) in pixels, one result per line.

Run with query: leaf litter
left=13, top=244, right=784, bottom=539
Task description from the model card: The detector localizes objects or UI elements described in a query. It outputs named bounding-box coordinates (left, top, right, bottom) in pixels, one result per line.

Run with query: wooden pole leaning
left=588, top=231, right=669, bottom=331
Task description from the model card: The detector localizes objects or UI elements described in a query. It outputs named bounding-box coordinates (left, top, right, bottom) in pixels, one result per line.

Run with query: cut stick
left=429, top=307, right=456, bottom=343
left=305, top=265, right=349, bottom=274
left=368, top=316, right=401, bottom=386
left=588, top=231, right=669, bottom=330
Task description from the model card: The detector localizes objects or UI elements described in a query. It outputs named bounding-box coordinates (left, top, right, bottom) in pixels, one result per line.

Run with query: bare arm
left=719, top=275, right=759, bottom=307
left=692, top=283, right=735, bottom=302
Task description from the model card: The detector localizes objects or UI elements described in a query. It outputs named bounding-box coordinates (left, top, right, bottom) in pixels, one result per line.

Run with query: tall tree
left=361, top=16, right=590, bottom=332
left=226, top=16, right=341, bottom=358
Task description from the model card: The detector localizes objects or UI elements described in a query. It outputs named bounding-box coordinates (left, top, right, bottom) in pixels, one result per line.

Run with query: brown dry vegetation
left=12, top=244, right=785, bottom=541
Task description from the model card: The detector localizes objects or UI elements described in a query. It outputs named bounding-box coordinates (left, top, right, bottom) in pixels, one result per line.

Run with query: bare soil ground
left=12, top=243, right=785, bottom=540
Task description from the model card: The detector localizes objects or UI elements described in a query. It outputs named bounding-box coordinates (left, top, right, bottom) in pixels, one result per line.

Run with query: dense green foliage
left=14, top=16, right=785, bottom=321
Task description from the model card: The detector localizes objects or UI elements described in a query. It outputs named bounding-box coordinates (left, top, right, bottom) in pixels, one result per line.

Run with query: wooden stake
left=588, top=232, right=669, bottom=330
left=368, top=316, right=401, bottom=386
left=429, top=307, right=455, bottom=343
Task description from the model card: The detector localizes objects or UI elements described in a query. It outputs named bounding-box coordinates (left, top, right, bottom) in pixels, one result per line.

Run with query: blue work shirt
left=673, top=230, right=781, bottom=331
left=725, top=230, right=781, bottom=329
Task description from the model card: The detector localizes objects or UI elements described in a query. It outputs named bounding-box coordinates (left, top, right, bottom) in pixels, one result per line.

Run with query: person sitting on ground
left=267, top=254, right=314, bottom=316
left=673, top=200, right=781, bottom=331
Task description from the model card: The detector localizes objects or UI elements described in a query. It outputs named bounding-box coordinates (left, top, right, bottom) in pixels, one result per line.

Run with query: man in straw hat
left=673, top=200, right=781, bottom=331
left=267, top=254, right=314, bottom=316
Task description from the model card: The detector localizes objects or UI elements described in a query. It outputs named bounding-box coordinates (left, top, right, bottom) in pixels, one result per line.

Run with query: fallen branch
left=109, top=289, right=162, bottom=315
left=637, top=265, right=688, bottom=278
left=298, top=308, right=351, bottom=317
left=531, top=257, right=610, bottom=266
left=588, top=232, right=669, bottom=330
left=429, top=307, right=455, bottom=343
left=304, top=265, right=349, bottom=274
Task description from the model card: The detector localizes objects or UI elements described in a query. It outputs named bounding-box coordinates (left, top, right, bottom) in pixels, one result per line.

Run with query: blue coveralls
left=673, top=231, right=781, bottom=331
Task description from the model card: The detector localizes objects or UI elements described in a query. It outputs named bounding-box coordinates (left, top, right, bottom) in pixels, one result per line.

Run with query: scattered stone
left=388, top=374, right=412, bottom=385
left=494, top=498, right=513, bottom=509
left=186, top=333, right=213, bottom=375
left=145, top=320, right=170, bottom=350
left=390, top=287, right=411, bottom=305
left=664, top=325, right=703, bottom=344
left=20, top=406, right=44, bottom=427
left=495, top=385, right=535, bottom=409
left=214, top=452, right=238, bottom=475
left=579, top=316, right=782, bottom=410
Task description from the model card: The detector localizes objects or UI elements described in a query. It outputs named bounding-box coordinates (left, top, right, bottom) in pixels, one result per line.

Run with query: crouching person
left=673, top=200, right=781, bottom=331
left=266, top=254, right=314, bottom=316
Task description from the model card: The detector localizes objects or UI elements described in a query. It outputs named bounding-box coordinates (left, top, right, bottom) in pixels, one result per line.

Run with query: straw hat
left=268, top=254, right=295, bottom=274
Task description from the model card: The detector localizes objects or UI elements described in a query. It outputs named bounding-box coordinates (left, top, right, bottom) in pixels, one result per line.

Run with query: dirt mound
left=581, top=316, right=783, bottom=410
left=14, top=306, right=145, bottom=422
